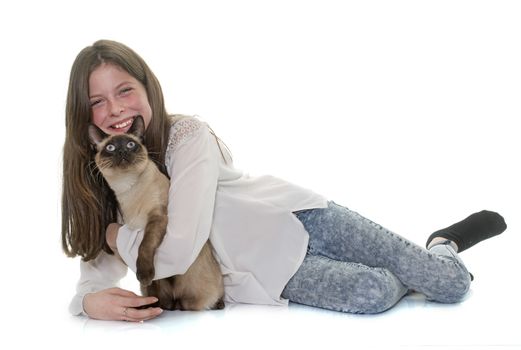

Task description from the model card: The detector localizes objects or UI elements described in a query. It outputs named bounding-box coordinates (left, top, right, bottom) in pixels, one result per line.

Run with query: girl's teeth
left=113, top=119, right=133, bottom=129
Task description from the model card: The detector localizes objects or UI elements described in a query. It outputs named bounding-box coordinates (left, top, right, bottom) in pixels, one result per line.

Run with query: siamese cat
left=88, top=116, right=224, bottom=311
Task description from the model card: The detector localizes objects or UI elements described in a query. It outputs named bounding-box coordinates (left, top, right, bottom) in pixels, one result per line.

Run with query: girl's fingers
left=121, top=295, right=159, bottom=308
left=109, top=287, right=139, bottom=297
left=124, top=306, right=163, bottom=322
left=110, top=287, right=158, bottom=308
left=106, top=287, right=162, bottom=321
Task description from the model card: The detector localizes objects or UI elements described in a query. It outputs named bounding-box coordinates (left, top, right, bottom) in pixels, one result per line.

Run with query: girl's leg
left=293, top=201, right=472, bottom=303
left=282, top=254, right=408, bottom=314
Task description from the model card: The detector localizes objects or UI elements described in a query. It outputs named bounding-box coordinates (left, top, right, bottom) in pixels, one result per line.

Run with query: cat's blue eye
left=126, top=141, right=136, bottom=149
left=106, top=144, right=116, bottom=152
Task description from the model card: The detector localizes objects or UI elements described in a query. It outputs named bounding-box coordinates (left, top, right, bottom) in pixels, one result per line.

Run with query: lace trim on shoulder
left=167, top=117, right=203, bottom=152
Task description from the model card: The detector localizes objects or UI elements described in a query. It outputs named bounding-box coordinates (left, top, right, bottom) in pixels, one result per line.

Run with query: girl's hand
left=83, top=287, right=163, bottom=322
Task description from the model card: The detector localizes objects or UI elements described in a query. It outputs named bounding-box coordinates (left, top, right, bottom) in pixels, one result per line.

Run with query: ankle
left=427, top=237, right=459, bottom=252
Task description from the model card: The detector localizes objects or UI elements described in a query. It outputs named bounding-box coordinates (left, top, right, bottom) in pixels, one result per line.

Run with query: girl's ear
left=128, top=115, right=145, bottom=140
left=88, top=124, right=108, bottom=149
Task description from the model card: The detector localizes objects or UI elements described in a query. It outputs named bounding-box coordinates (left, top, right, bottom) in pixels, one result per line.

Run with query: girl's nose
left=109, top=100, right=124, bottom=117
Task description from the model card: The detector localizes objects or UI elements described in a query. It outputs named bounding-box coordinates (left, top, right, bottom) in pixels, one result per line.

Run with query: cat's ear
left=128, top=115, right=145, bottom=140
left=88, top=124, right=108, bottom=149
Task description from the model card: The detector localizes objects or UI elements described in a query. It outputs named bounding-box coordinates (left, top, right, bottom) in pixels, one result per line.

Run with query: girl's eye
left=106, top=144, right=116, bottom=152
left=90, top=99, right=102, bottom=107
left=126, top=141, right=136, bottom=149
left=119, top=87, right=133, bottom=95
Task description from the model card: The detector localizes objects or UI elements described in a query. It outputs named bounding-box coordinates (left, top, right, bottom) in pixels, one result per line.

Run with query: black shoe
left=426, top=210, right=507, bottom=253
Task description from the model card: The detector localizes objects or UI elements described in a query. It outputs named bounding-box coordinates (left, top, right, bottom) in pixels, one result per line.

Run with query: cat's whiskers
left=87, top=160, right=103, bottom=180
left=95, top=158, right=113, bottom=174
left=134, top=153, right=148, bottom=164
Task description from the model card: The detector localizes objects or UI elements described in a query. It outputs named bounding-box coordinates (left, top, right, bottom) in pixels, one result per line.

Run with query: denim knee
left=427, top=263, right=472, bottom=304
left=283, top=254, right=408, bottom=314
left=425, top=245, right=472, bottom=303
left=351, top=267, right=408, bottom=314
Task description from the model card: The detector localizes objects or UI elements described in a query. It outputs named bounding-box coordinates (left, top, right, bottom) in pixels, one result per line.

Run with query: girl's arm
left=82, top=287, right=161, bottom=321
left=69, top=249, right=128, bottom=316
left=69, top=230, right=162, bottom=321
left=115, top=117, right=220, bottom=279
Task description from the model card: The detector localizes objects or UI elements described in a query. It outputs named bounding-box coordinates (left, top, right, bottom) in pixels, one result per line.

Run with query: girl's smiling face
left=89, top=63, right=152, bottom=135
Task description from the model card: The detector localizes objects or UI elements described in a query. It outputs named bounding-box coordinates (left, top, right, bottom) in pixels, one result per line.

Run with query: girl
left=62, top=40, right=507, bottom=322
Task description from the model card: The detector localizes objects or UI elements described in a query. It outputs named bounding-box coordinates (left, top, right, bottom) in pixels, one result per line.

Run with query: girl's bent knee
left=347, top=268, right=407, bottom=314
left=442, top=276, right=471, bottom=304
left=428, top=267, right=472, bottom=304
left=283, top=255, right=409, bottom=314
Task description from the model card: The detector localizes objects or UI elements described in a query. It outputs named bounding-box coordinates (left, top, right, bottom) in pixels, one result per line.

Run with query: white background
left=0, top=1, right=519, bottom=349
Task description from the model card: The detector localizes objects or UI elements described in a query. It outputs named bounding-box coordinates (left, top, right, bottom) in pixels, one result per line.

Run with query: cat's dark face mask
left=89, top=115, right=148, bottom=172
left=99, top=135, right=145, bottom=169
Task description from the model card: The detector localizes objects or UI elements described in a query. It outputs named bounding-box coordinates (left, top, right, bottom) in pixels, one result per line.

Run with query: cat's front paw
left=137, top=269, right=154, bottom=286
left=136, top=261, right=155, bottom=286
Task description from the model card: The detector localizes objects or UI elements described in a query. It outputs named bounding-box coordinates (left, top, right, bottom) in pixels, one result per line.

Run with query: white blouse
left=69, top=116, right=328, bottom=315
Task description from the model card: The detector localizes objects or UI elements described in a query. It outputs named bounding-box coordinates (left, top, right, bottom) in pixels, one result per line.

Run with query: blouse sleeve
left=69, top=251, right=128, bottom=315
left=116, top=117, right=219, bottom=278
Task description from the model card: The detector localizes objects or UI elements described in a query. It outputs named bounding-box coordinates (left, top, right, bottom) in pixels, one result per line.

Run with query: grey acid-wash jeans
left=282, top=201, right=472, bottom=314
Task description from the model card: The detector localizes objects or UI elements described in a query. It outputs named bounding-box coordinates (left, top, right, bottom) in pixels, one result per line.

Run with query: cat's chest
left=119, top=187, right=161, bottom=229
left=117, top=178, right=169, bottom=230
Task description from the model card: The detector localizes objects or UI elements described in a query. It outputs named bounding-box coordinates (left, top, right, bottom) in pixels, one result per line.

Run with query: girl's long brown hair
left=62, top=40, right=171, bottom=261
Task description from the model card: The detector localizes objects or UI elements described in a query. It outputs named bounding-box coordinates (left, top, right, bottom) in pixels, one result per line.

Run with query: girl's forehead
left=89, top=63, right=140, bottom=93
left=91, top=63, right=132, bottom=79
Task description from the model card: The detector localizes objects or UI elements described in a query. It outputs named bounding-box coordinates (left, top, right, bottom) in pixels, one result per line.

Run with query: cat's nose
left=113, top=150, right=130, bottom=164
